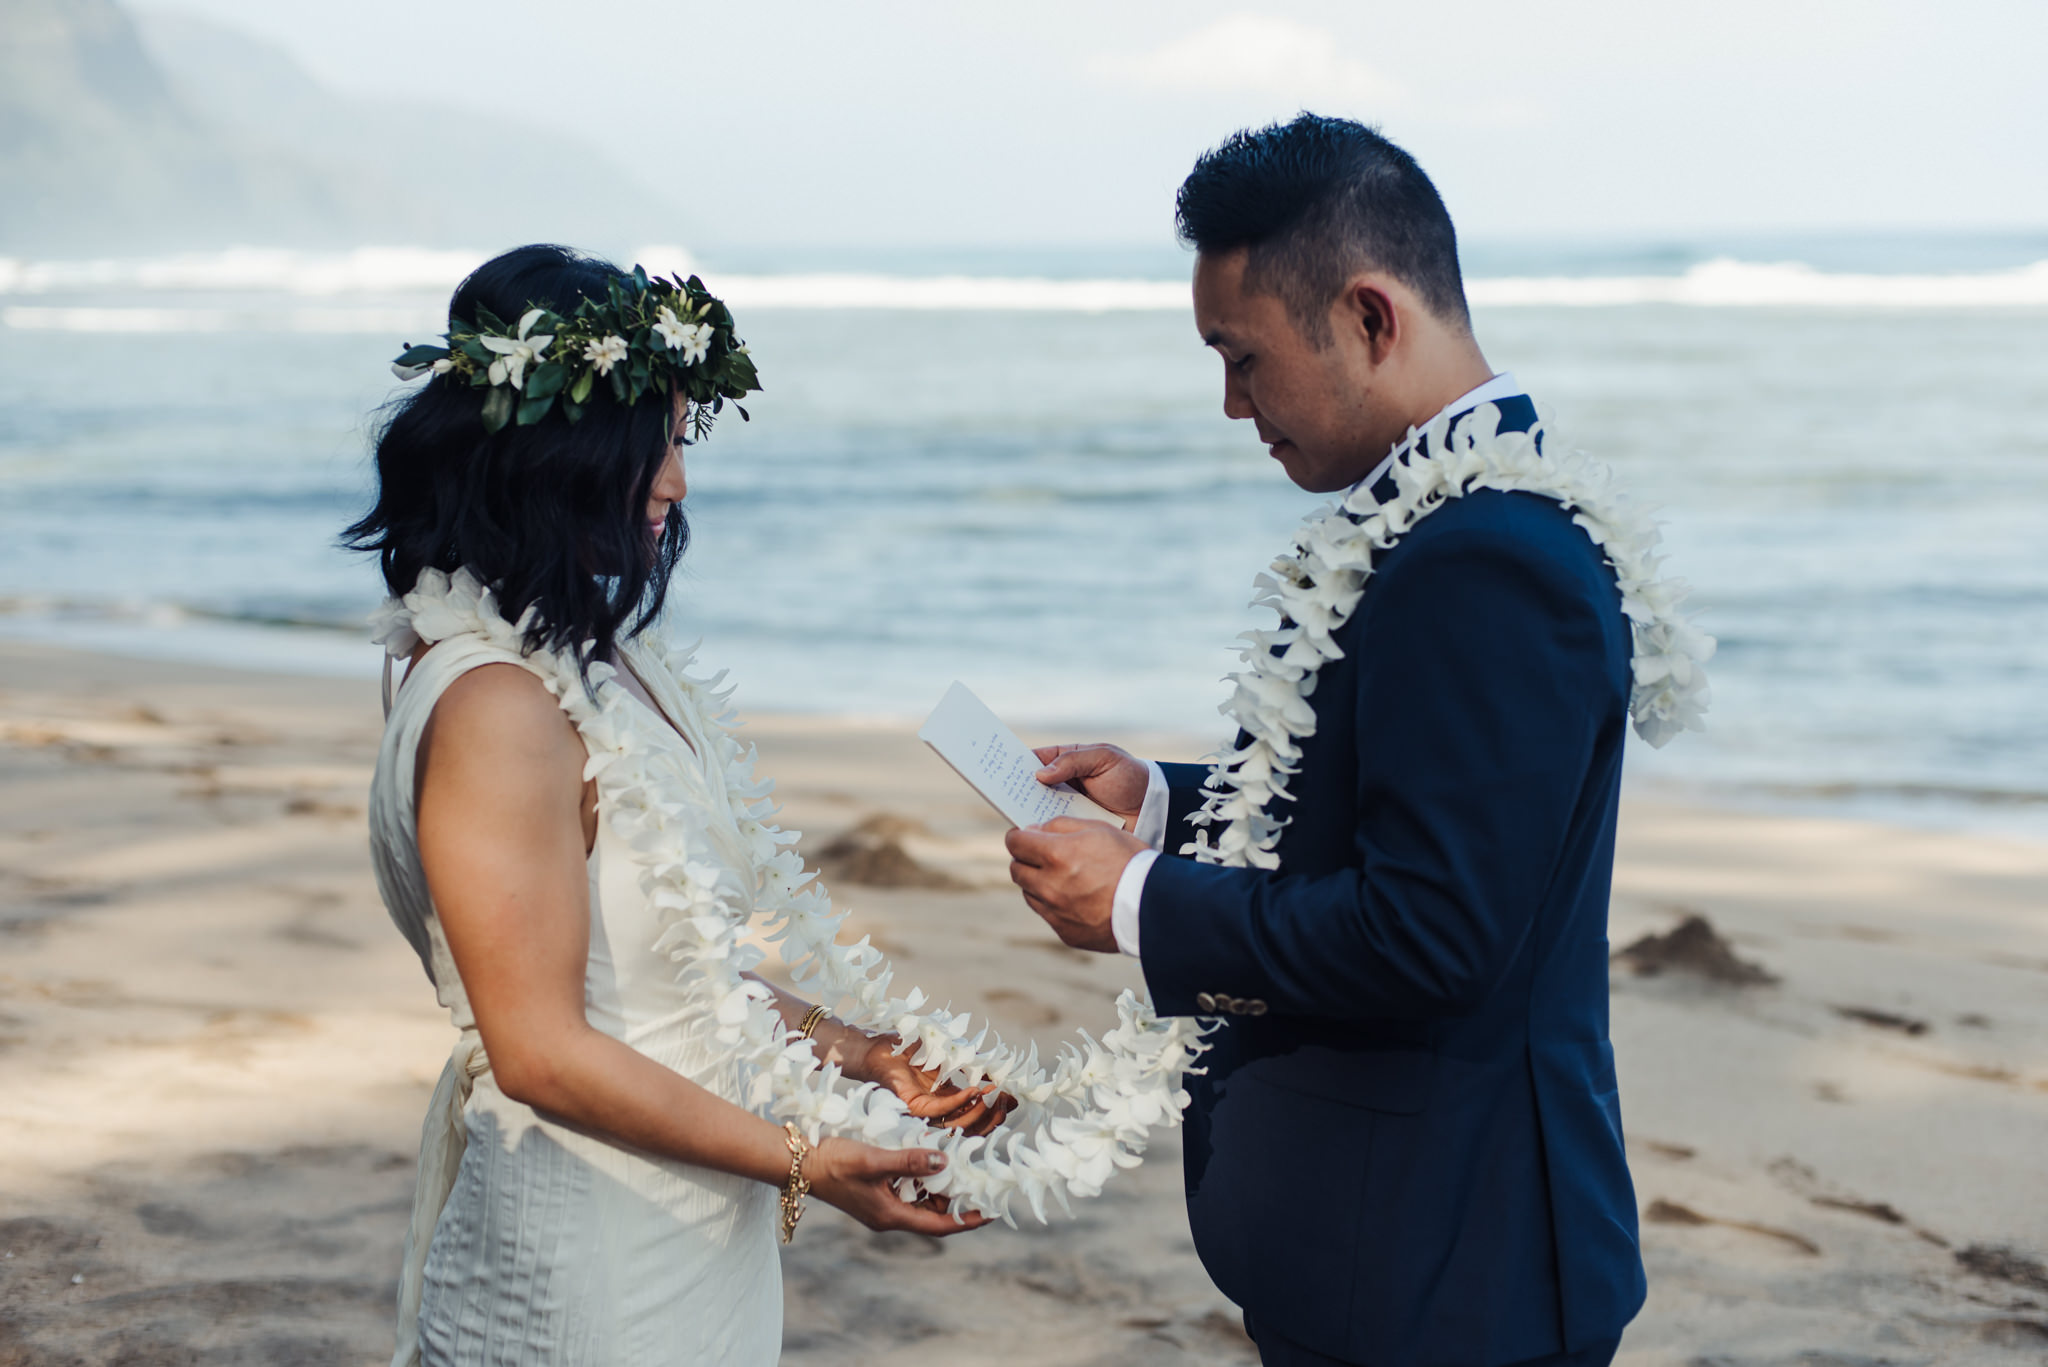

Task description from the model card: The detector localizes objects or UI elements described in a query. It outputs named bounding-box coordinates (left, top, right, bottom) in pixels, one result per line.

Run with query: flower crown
left=390, top=266, right=761, bottom=437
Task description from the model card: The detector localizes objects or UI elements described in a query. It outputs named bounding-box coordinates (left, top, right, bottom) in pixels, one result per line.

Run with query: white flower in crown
left=652, top=305, right=689, bottom=349
left=583, top=335, right=629, bottom=375
left=654, top=305, right=714, bottom=363
left=390, top=353, right=458, bottom=382
left=479, top=309, right=554, bottom=390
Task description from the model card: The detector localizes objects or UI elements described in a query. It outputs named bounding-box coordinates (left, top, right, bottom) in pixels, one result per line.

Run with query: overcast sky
left=128, top=0, right=2048, bottom=249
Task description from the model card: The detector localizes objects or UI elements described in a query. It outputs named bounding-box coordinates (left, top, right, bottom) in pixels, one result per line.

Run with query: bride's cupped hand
left=860, top=1033, right=1016, bottom=1139
left=806, top=1139, right=991, bottom=1235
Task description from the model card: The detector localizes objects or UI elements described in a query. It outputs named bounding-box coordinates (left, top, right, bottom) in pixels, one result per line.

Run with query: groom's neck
left=1392, top=330, right=1497, bottom=435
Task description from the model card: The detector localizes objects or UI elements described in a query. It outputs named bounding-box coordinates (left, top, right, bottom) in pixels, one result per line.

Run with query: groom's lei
left=1186, top=402, right=1716, bottom=870
left=389, top=265, right=761, bottom=438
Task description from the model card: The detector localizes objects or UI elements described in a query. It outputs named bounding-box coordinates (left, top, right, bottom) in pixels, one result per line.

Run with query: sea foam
left=0, top=246, right=488, bottom=297
left=1467, top=257, right=2048, bottom=308
left=1, top=247, right=2044, bottom=332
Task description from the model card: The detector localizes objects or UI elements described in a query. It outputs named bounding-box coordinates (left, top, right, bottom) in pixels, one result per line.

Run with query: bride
left=349, top=245, right=1008, bottom=1366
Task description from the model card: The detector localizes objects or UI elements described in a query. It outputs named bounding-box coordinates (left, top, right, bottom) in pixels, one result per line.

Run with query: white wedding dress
left=368, top=632, right=782, bottom=1367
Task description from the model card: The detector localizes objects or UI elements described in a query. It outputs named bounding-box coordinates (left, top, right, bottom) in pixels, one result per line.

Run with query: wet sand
left=1, top=639, right=2044, bottom=1364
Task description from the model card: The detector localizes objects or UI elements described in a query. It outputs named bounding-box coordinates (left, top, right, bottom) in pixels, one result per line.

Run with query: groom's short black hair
left=1176, top=114, right=1471, bottom=342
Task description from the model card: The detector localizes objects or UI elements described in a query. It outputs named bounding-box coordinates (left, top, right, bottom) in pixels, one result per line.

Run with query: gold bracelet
left=797, top=1004, right=830, bottom=1040
left=778, top=1122, right=812, bottom=1245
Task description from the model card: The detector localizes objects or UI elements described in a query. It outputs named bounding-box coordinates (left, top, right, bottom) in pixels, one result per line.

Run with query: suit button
left=1195, top=992, right=1217, bottom=1012
left=1245, top=999, right=1269, bottom=1017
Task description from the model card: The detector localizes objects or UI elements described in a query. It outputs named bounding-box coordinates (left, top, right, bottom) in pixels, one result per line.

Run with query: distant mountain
left=0, top=0, right=695, bottom=255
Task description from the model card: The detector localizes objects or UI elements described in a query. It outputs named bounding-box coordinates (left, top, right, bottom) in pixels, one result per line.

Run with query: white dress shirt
left=1106, top=373, right=1522, bottom=957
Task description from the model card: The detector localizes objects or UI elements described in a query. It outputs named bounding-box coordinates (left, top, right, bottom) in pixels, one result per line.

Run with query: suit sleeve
left=1138, top=520, right=1617, bottom=1020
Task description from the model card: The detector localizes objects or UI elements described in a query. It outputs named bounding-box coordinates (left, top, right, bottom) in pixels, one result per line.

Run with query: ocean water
left=1, top=238, right=2044, bottom=838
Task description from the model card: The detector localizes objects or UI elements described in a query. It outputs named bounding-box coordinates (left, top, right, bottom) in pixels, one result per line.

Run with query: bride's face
left=647, top=397, right=689, bottom=551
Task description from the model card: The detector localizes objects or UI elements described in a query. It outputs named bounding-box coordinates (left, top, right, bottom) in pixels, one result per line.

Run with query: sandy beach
left=2, top=638, right=2045, bottom=1366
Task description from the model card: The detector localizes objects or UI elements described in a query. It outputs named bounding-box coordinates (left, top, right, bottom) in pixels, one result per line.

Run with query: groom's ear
left=1336, top=275, right=1401, bottom=366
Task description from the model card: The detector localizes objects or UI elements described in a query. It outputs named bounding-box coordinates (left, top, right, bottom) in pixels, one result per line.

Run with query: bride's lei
left=1184, top=402, right=1716, bottom=869
left=373, top=569, right=1207, bottom=1226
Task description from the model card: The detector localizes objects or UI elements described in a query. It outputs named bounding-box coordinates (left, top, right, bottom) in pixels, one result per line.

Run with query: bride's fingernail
left=928, top=1154, right=947, bottom=1172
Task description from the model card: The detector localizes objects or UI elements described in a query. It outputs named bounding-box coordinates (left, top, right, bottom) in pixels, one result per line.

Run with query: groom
left=1006, top=116, right=1646, bottom=1367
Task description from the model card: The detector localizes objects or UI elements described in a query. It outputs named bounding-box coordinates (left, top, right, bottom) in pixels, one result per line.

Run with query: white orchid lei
left=1185, top=403, right=1716, bottom=869
left=373, top=569, right=1207, bottom=1226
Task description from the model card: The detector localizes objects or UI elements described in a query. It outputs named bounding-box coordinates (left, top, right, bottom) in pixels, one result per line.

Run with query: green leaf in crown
left=390, top=269, right=762, bottom=439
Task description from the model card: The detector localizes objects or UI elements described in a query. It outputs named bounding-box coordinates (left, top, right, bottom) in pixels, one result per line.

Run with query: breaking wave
left=1467, top=257, right=2048, bottom=309
left=2, top=245, right=2044, bottom=330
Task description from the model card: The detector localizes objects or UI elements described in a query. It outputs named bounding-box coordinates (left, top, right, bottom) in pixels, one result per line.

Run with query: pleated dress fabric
left=368, top=636, right=782, bottom=1366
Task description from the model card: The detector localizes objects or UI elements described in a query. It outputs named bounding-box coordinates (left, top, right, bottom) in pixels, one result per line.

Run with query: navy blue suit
left=1140, top=396, right=1646, bottom=1366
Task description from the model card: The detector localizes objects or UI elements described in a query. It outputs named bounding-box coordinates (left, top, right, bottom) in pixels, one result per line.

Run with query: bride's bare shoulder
left=420, top=662, right=583, bottom=778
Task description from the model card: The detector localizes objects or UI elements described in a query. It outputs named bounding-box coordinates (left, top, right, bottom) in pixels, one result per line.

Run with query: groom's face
left=1193, top=249, right=1388, bottom=493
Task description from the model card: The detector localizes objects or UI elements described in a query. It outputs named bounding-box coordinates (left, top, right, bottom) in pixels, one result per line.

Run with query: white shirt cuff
left=1132, top=760, right=1169, bottom=850
left=1111, top=848, right=1159, bottom=959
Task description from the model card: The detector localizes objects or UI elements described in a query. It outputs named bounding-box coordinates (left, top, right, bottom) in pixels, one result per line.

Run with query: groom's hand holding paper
left=918, top=682, right=1094, bottom=829
left=1008, top=740, right=1155, bottom=953
left=1028, top=742, right=1152, bottom=825
left=1005, top=815, right=1137, bottom=954
left=917, top=684, right=1137, bottom=952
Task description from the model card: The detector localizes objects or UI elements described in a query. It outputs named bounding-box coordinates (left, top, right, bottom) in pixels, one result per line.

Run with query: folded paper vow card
left=918, top=682, right=1086, bottom=829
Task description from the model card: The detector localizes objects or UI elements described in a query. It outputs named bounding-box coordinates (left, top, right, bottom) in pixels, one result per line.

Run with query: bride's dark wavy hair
left=343, top=244, right=688, bottom=670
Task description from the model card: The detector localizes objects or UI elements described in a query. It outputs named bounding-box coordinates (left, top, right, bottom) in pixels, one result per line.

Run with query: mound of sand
left=1615, top=912, right=1777, bottom=985
left=816, top=814, right=973, bottom=890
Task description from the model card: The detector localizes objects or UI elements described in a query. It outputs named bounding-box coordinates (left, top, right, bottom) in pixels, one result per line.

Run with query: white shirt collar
left=1350, top=371, right=1523, bottom=496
